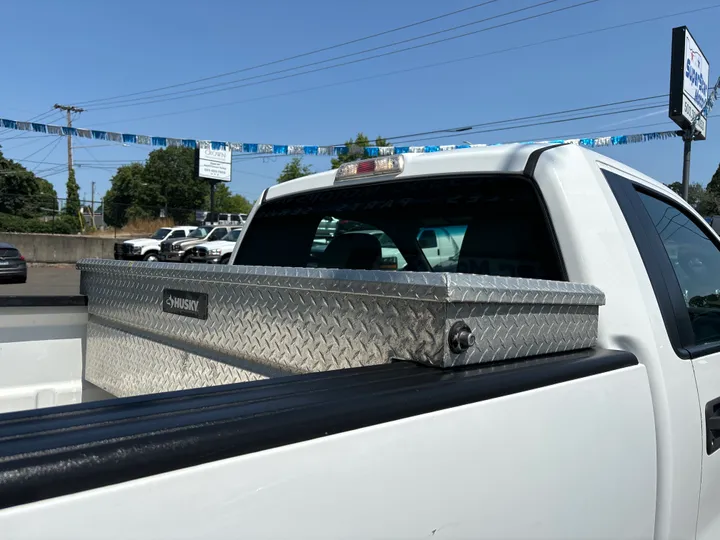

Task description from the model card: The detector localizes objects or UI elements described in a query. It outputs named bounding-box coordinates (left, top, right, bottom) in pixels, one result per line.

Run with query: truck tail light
left=335, top=155, right=404, bottom=182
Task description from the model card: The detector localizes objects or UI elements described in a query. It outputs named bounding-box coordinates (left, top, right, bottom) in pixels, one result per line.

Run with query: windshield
left=150, top=228, right=171, bottom=240
left=189, top=227, right=211, bottom=239
left=222, top=229, right=242, bottom=242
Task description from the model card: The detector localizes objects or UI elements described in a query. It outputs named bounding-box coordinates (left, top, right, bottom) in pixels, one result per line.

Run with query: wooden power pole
left=53, top=104, right=84, bottom=176
left=90, top=181, right=96, bottom=230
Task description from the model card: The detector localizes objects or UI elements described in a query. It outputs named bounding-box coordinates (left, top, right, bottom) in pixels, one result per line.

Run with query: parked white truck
left=113, top=225, right=197, bottom=262
left=186, top=227, right=243, bottom=264
left=2, top=143, right=720, bottom=540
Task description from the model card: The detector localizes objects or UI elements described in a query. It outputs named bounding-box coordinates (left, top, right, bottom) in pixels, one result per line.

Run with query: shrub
left=0, top=213, right=82, bottom=235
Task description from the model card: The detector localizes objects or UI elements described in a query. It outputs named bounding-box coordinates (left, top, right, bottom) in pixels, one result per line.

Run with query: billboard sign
left=197, top=147, right=232, bottom=182
left=669, top=26, right=710, bottom=140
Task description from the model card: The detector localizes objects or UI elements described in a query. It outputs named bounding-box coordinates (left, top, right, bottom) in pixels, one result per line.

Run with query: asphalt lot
left=0, top=265, right=80, bottom=296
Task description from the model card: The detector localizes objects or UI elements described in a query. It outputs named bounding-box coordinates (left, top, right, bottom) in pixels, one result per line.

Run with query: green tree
left=0, top=149, right=58, bottom=218
left=707, top=163, right=720, bottom=199
left=330, top=133, right=389, bottom=169
left=103, top=163, right=145, bottom=228
left=142, top=147, right=206, bottom=224
left=667, top=180, right=719, bottom=216
left=64, top=168, right=81, bottom=218
left=35, top=178, right=58, bottom=215
left=277, top=157, right=313, bottom=183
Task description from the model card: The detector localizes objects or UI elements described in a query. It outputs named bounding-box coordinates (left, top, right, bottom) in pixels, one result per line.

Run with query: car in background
left=0, top=242, right=27, bottom=283
left=159, top=225, right=233, bottom=263
left=186, top=227, right=243, bottom=264
left=114, top=226, right=197, bottom=262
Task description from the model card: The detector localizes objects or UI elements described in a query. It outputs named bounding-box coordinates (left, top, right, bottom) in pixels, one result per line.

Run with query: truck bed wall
left=0, top=297, right=87, bottom=413
left=0, top=353, right=657, bottom=540
left=78, top=259, right=604, bottom=398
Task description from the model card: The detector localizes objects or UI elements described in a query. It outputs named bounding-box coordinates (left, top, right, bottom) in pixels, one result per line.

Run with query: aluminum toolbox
left=78, top=259, right=605, bottom=398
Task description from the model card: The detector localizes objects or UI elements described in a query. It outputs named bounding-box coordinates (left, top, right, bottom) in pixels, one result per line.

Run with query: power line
left=380, top=94, right=667, bottom=143
left=75, top=0, right=506, bottom=107
left=531, top=114, right=719, bottom=144
left=390, top=103, right=666, bottom=145
left=75, top=94, right=666, bottom=159
left=86, top=0, right=558, bottom=108
left=88, top=0, right=598, bottom=111
left=88, top=3, right=716, bottom=127
left=19, top=136, right=63, bottom=163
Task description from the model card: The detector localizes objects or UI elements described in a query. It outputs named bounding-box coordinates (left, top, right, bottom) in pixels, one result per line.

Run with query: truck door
left=626, top=188, right=720, bottom=540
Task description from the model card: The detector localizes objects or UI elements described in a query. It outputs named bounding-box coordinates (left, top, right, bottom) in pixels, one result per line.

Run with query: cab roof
left=264, top=142, right=686, bottom=212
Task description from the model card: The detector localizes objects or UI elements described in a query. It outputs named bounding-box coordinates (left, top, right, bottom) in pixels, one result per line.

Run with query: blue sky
left=0, top=0, right=718, bottom=205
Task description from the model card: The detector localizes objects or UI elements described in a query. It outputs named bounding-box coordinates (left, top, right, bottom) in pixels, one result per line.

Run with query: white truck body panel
left=532, top=147, right=705, bottom=540
left=192, top=239, right=236, bottom=255
left=0, top=365, right=656, bottom=540
left=0, top=303, right=86, bottom=413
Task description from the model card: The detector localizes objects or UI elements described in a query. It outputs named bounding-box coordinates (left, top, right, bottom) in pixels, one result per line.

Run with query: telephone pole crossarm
left=53, top=104, right=85, bottom=175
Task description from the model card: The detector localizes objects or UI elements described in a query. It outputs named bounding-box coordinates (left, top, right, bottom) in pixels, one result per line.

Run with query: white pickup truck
left=114, top=225, right=197, bottom=262
left=1, top=143, right=720, bottom=540
left=186, top=227, right=243, bottom=264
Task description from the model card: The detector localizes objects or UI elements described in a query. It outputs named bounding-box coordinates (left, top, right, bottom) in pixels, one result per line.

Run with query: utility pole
left=90, top=181, right=96, bottom=231
left=53, top=104, right=84, bottom=176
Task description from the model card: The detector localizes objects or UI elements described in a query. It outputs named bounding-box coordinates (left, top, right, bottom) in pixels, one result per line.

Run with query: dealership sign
left=669, top=26, right=710, bottom=140
left=197, top=147, right=232, bottom=182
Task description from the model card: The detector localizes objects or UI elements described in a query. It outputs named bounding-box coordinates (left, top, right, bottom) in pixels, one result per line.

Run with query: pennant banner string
left=0, top=115, right=683, bottom=157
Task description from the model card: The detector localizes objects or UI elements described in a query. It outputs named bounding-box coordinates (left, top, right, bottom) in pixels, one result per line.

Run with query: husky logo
left=166, top=295, right=199, bottom=312
left=162, top=289, right=208, bottom=319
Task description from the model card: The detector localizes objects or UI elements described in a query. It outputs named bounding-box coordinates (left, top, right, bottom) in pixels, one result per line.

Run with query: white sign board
left=669, top=26, right=710, bottom=140
left=197, top=147, right=232, bottom=182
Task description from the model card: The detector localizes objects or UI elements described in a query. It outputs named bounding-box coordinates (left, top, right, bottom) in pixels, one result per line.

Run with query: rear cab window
left=234, top=175, right=565, bottom=280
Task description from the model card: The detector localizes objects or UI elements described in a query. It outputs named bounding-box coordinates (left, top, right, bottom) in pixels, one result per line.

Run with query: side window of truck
left=171, top=230, right=186, bottom=238
left=637, top=191, right=720, bottom=345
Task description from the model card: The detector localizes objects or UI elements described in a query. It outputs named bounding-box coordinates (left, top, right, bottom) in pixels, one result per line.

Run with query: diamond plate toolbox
left=78, top=259, right=605, bottom=397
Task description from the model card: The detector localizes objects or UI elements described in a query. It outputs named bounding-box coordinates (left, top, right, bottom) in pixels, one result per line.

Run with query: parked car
left=0, top=242, right=26, bottom=283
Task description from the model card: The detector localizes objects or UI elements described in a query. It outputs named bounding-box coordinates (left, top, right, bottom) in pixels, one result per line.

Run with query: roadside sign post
left=668, top=26, right=710, bottom=202
left=208, top=179, right=220, bottom=214
left=196, top=146, right=232, bottom=218
left=682, top=133, right=693, bottom=201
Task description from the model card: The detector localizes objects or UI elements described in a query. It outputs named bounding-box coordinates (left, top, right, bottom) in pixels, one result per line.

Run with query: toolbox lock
left=448, top=321, right=475, bottom=354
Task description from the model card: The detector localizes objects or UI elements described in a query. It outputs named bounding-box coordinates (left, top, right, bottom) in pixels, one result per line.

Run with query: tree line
left=0, top=147, right=83, bottom=233
left=666, top=165, right=720, bottom=216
